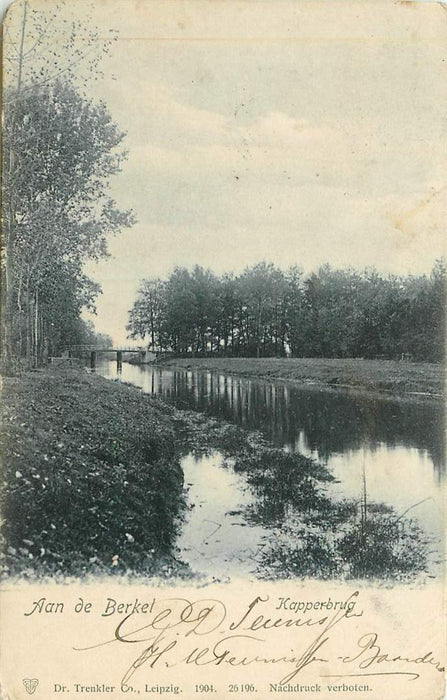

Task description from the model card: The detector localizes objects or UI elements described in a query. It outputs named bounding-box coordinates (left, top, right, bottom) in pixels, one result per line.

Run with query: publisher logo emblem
left=23, top=679, right=39, bottom=695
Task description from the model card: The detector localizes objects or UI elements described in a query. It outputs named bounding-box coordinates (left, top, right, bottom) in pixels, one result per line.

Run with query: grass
left=256, top=508, right=429, bottom=582
left=0, top=368, right=188, bottom=579
left=159, top=357, right=444, bottom=397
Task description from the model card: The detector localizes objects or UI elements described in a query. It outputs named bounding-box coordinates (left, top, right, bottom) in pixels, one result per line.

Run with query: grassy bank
left=159, top=357, right=444, bottom=397
left=0, top=369, right=188, bottom=579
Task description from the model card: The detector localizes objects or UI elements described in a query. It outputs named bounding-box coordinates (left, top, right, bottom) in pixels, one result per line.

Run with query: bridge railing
left=63, top=345, right=146, bottom=353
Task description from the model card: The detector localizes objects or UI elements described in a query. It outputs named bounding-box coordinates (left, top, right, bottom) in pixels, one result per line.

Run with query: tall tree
left=127, top=261, right=445, bottom=362
left=2, top=1, right=133, bottom=366
left=127, top=278, right=166, bottom=351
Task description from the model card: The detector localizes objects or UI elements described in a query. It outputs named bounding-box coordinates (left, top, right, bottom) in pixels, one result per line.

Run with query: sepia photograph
left=0, top=1, right=445, bottom=698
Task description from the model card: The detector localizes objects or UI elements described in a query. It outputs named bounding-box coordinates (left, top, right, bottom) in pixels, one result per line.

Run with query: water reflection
left=178, top=452, right=268, bottom=580
left=100, top=362, right=443, bottom=466
left=98, top=361, right=444, bottom=538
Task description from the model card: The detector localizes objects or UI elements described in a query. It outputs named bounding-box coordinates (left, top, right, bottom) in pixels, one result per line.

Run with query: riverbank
left=0, top=368, right=188, bottom=579
left=158, top=357, right=444, bottom=397
left=0, top=367, right=435, bottom=582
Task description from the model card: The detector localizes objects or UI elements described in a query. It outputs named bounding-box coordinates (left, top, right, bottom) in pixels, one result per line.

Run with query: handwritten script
left=73, top=591, right=444, bottom=690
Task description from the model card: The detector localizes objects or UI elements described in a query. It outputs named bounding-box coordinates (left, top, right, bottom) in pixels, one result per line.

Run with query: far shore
left=157, top=356, right=444, bottom=398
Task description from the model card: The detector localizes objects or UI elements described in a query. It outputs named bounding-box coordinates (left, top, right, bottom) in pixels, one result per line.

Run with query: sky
left=3, top=0, right=447, bottom=344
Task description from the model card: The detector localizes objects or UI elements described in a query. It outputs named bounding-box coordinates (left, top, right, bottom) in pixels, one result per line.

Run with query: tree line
left=127, top=261, right=445, bottom=362
left=1, top=1, right=132, bottom=369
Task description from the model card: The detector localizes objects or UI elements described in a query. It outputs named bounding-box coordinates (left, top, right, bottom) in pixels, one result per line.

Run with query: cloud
left=121, top=85, right=444, bottom=213
left=80, top=5, right=446, bottom=342
left=106, top=88, right=445, bottom=281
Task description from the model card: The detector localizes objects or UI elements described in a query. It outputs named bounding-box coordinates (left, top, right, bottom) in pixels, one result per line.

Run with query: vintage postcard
left=0, top=1, right=445, bottom=699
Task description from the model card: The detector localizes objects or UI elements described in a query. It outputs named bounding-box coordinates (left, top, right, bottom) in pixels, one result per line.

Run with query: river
left=97, top=360, right=444, bottom=580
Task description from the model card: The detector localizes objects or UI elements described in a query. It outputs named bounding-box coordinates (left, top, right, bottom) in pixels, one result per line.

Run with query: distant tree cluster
left=127, top=261, right=445, bottom=362
left=1, top=1, right=133, bottom=367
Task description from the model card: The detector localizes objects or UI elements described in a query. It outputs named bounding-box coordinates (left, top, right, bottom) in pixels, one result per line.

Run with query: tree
left=216, top=273, right=238, bottom=355
left=3, top=0, right=117, bottom=94
left=2, top=1, right=133, bottom=367
left=189, top=266, right=219, bottom=355
left=127, top=261, right=445, bottom=362
left=239, top=262, right=280, bottom=357
left=127, top=278, right=166, bottom=351
left=3, top=80, right=134, bottom=365
left=283, top=265, right=305, bottom=356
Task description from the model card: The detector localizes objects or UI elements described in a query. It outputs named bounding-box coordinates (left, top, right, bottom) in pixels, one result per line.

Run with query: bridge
left=62, top=345, right=156, bottom=368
